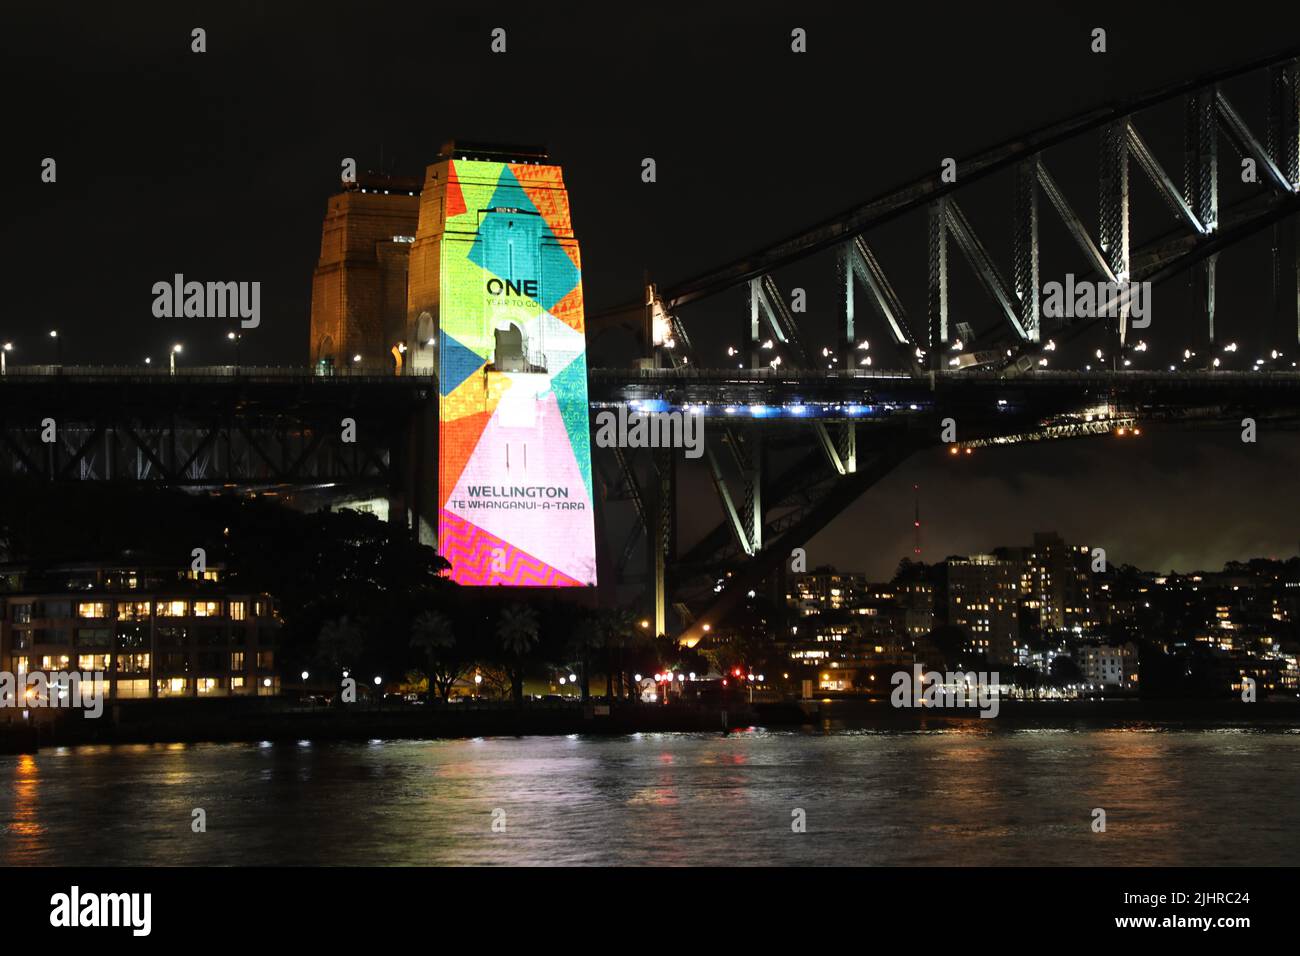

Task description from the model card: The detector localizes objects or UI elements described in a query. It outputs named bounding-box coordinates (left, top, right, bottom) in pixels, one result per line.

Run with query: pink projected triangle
left=443, top=389, right=596, bottom=584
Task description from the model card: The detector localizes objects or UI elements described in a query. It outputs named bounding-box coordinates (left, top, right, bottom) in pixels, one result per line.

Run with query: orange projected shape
left=438, top=409, right=491, bottom=509
left=549, top=283, right=586, bottom=333
left=445, top=161, right=467, bottom=218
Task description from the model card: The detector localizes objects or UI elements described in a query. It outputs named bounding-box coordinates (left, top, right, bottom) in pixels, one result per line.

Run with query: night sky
left=4, top=1, right=1300, bottom=578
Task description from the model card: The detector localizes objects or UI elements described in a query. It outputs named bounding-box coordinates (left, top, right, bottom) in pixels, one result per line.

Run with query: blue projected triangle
left=467, top=166, right=581, bottom=314
left=439, top=330, right=484, bottom=396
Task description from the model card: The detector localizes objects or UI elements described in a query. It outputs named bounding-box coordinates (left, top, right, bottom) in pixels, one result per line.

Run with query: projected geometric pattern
left=436, top=159, right=597, bottom=586
left=439, top=511, right=585, bottom=587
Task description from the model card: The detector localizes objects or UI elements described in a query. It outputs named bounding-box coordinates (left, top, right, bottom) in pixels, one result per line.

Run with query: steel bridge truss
left=614, top=50, right=1300, bottom=640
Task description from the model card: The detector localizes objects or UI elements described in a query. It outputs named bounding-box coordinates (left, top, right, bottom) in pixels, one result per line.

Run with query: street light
left=49, top=329, right=61, bottom=367
left=1, top=342, right=11, bottom=376
left=227, top=331, right=242, bottom=371
left=170, top=343, right=182, bottom=375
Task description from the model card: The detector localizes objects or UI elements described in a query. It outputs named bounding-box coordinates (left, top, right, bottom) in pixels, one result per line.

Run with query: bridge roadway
left=1, top=365, right=1297, bottom=488
left=6, top=363, right=1300, bottom=409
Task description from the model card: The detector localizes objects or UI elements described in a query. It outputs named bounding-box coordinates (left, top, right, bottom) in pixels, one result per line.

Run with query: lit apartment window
left=13, top=656, right=29, bottom=674
left=229, top=601, right=246, bottom=622
left=12, top=603, right=32, bottom=624
left=77, top=601, right=109, bottom=619
left=255, top=599, right=269, bottom=618
left=40, top=655, right=71, bottom=670
left=193, top=601, right=222, bottom=618
left=117, top=601, right=151, bottom=621
left=77, top=654, right=110, bottom=671
left=196, top=677, right=219, bottom=695
left=231, top=652, right=245, bottom=671
left=256, top=651, right=274, bottom=670
left=117, top=653, right=150, bottom=673
left=157, top=600, right=188, bottom=618
left=231, top=676, right=245, bottom=690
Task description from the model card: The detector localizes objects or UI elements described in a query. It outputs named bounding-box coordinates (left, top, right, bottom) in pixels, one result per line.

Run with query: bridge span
left=3, top=363, right=1298, bottom=644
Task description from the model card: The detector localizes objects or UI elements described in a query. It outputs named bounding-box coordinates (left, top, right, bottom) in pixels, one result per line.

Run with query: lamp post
left=1, top=342, right=11, bottom=375
left=49, top=329, right=60, bottom=368
left=170, top=343, right=182, bottom=375
left=227, top=331, right=242, bottom=372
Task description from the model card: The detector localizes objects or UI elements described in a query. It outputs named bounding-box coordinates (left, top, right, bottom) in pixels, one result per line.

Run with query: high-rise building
left=1029, top=532, right=1096, bottom=632
left=788, top=569, right=869, bottom=615
left=944, top=554, right=1022, bottom=663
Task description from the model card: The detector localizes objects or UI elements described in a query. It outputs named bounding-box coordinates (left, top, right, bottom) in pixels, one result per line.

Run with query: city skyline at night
left=2, top=0, right=1299, bottom=920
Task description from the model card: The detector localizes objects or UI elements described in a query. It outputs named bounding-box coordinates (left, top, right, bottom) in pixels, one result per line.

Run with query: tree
left=599, top=608, right=638, bottom=700
left=568, top=616, right=603, bottom=702
left=410, top=610, right=467, bottom=702
left=497, top=604, right=540, bottom=707
left=317, top=616, right=365, bottom=673
left=1049, top=655, right=1084, bottom=685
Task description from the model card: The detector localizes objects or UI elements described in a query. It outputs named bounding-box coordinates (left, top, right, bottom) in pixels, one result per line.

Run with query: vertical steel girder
left=747, top=281, right=761, bottom=368
left=839, top=245, right=855, bottom=365
left=1186, top=89, right=1219, bottom=231
left=1099, top=120, right=1132, bottom=347
left=927, top=197, right=949, bottom=360
left=1013, top=159, right=1041, bottom=343
left=652, top=447, right=674, bottom=638
left=751, top=275, right=808, bottom=367
left=838, top=422, right=857, bottom=474
left=1268, top=61, right=1300, bottom=188
left=1268, top=62, right=1300, bottom=344
left=1186, top=89, right=1219, bottom=344
left=743, top=426, right=762, bottom=554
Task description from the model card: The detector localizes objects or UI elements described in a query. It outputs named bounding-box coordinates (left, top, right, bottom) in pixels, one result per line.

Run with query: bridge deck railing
left=0, top=365, right=436, bottom=384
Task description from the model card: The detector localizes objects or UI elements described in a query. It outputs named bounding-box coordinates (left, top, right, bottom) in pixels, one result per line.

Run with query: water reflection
left=0, top=729, right=1297, bottom=866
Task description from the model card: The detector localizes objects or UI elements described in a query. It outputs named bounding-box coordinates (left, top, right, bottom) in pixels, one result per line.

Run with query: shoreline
left=3, top=697, right=1299, bottom=753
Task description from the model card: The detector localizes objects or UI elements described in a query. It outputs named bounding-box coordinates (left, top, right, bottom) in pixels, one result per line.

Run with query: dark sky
left=4, top=1, right=1300, bottom=577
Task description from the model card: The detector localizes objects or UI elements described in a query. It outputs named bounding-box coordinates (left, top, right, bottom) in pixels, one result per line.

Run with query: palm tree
left=497, top=604, right=540, bottom=707
left=599, top=608, right=637, bottom=700
left=569, top=616, right=602, bottom=702
left=410, top=610, right=459, bottom=702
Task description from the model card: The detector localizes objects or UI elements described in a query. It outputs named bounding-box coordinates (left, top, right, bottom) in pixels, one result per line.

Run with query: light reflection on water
left=1, top=729, right=1297, bottom=866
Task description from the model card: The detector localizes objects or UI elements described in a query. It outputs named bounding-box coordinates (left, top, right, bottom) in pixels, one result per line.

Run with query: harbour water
left=2, top=727, right=1297, bottom=866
